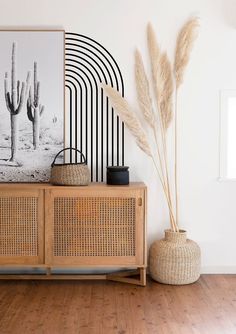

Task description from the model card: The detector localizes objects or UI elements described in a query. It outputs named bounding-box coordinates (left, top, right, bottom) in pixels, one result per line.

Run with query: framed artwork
left=0, top=30, right=64, bottom=182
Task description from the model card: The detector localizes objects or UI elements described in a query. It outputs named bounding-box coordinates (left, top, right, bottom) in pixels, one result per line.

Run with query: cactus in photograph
left=4, top=42, right=30, bottom=162
left=27, top=62, right=44, bottom=150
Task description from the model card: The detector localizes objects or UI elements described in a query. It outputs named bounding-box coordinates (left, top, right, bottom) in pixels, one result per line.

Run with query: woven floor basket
left=149, top=229, right=201, bottom=285
left=50, top=148, right=90, bottom=186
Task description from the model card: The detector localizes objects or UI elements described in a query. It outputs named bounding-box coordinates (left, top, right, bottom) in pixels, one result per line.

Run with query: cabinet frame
left=0, top=183, right=147, bottom=286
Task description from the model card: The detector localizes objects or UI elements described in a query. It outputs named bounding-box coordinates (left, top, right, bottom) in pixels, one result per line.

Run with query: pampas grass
left=174, top=17, right=199, bottom=225
left=174, top=17, right=199, bottom=89
left=147, top=23, right=162, bottom=103
left=147, top=31, right=176, bottom=229
left=147, top=23, right=160, bottom=80
left=135, top=47, right=171, bottom=224
left=102, top=17, right=199, bottom=232
left=159, top=52, right=173, bottom=131
left=135, top=49, right=155, bottom=128
left=102, top=85, right=152, bottom=157
left=102, top=84, right=177, bottom=229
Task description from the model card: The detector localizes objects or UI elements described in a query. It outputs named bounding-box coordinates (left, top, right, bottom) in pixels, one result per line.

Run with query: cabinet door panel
left=45, top=188, right=145, bottom=266
left=0, top=189, right=44, bottom=265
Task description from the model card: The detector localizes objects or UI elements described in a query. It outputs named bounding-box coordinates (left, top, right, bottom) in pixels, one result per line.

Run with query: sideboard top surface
left=0, top=182, right=146, bottom=191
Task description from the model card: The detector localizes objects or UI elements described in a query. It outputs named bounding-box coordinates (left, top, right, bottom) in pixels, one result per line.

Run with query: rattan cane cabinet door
left=45, top=185, right=146, bottom=267
left=0, top=187, right=44, bottom=265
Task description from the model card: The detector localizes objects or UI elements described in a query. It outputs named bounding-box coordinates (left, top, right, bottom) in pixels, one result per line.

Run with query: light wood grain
left=0, top=183, right=147, bottom=285
left=0, top=182, right=146, bottom=190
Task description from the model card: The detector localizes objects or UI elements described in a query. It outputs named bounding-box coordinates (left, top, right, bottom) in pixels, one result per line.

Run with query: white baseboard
left=201, top=266, right=236, bottom=274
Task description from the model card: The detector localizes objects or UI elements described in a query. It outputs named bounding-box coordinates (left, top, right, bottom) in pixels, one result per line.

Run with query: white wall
left=1, top=0, right=236, bottom=273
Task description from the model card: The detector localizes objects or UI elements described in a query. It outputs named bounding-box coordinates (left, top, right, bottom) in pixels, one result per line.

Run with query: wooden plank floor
left=0, top=275, right=235, bottom=334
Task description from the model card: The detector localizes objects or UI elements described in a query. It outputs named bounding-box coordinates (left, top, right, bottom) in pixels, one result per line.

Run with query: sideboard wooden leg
left=107, top=267, right=146, bottom=286
left=140, top=267, right=146, bottom=286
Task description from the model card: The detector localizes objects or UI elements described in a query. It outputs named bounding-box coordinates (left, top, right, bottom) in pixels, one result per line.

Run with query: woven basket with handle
left=50, top=148, right=90, bottom=186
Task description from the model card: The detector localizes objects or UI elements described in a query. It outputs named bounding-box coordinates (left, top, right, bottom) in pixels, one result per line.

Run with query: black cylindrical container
left=106, top=166, right=129, bottom=185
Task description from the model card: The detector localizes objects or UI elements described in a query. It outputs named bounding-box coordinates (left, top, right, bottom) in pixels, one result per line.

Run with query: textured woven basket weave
left=149, top=229, right=201, bottom=285
left=50, top=148, right=90, bottom=186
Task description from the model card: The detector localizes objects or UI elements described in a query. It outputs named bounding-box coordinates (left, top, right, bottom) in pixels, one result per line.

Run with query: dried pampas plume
left=102, top=84, right=152, bottom=157
left=102, top=17, right=199, bottom=232
left=135, top=49, right=155, bottom=128
left=147, top=23, right=160, bottom=76
left=159, top=52, right=173, bottom=130
left=147, top=23, right=162, bottom=101
left=174, top=17, right=199, bottom=89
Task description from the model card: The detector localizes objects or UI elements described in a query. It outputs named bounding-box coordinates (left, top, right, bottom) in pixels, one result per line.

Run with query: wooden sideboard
left=0, top=183, right=147, bottom=286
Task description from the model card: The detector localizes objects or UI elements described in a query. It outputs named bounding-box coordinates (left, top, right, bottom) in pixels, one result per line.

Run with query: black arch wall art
left=65, top=33, right=125, bottom=182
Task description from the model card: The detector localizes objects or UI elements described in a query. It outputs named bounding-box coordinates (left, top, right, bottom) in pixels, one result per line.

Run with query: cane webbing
left=53, top=197, right=136, bottom=257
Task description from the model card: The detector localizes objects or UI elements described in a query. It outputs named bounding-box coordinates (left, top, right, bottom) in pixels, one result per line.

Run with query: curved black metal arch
left=66, top=33, right=124, bottom=96
left=66, top=73, right=88, bottom=162
left=66, top=55, right=104, bottom=83
left=66, top=70, right=94, bottom=179
left=66, top=49, right=117, bottom=171
left=65, top=33, right=125, bottom=182
left=66, top=58, right=110, bottom=180
left=66, top=46, right=113, bottom=85
left=67, top=67, right=98, bottom=181
left=66, top=37, right=122, bottom=155
left=66, top=78, right=80, bottom=162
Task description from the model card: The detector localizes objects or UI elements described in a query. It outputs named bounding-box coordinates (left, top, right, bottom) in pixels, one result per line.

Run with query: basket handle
left=51, top=148, right=87, bottom=167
